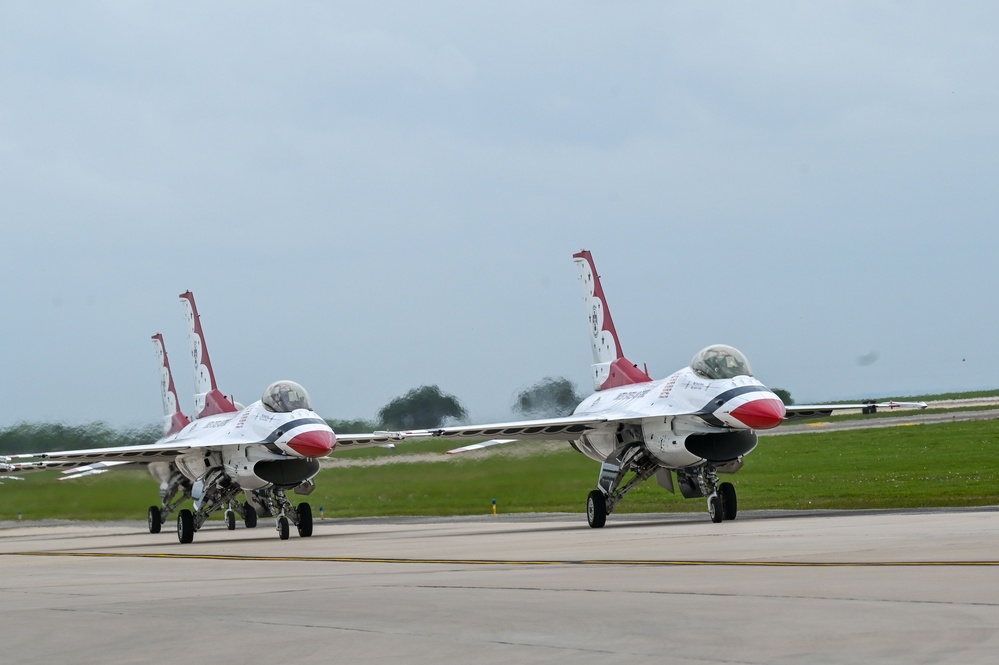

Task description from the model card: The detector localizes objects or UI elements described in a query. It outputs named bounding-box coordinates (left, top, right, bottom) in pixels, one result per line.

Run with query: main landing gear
left=147, top=469, right=192, bottom=535
left=224, top=500, right=258, bottom=530
left=699, top=464, right=737, bottom=523
left=585, top=457, right=739, bottom=527
left=710, top=481, right=737, bottom=523
left=585, top=454, right=659, bottom=528
left=149, top=469, right=313, bottom=544
left=238, top=488, right=313, bottom=542
left=274, top=495, right=312, bottom=540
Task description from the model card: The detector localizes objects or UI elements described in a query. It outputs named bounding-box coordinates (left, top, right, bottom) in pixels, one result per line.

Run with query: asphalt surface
left=2, top=508, right=997, bottom=664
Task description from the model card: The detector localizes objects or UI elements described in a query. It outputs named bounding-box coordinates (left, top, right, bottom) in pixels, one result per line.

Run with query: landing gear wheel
left=225, top=510, right=236, bottom=531
left=177, top=509, right=195, bottom=544
left=708, top=494, right=723, bottom=524
left=147, top=506, right=162, bottom=534
left=719, top=482, right=737, bottom=521
left=586, top=490, right=607, bottom=529
left=277, top=515, right=290, bottom=540
left=297, top=502, right=313, bottom=538
left=243, top=503, right=258, bottom=529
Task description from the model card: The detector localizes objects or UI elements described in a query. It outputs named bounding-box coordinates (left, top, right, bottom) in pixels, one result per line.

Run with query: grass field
left=2, top=419, right=997, bottom=521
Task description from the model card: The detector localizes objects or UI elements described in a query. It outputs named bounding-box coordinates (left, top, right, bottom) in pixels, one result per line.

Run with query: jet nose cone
left=287, top=430, right=336, bottom=457
left=730, top=398, right=786, bottom=430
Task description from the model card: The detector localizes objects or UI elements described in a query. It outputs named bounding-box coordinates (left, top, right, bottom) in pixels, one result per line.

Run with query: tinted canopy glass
left=262, top=380, right=313, bottom=413
left=690, top=345, right=753, bottom=380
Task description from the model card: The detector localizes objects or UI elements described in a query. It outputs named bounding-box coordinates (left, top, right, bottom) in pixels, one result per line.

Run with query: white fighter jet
left=1, top=292, right=403, bottom=543
left=409, top=250, right=926, bottom=527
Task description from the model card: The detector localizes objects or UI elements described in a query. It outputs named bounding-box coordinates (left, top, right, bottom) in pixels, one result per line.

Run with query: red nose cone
left=731, top=399, right=786, bottom=430
left=287, top=430, right=335, bottom=457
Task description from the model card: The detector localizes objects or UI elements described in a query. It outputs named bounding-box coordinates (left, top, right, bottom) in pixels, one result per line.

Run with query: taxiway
left=1, top=508, right=997, bottom=664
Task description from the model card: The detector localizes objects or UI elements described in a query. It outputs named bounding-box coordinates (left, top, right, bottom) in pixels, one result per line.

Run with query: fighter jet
left=1, top=292, right=403, bottom=543
left=406, top=251, right=926, bottom=527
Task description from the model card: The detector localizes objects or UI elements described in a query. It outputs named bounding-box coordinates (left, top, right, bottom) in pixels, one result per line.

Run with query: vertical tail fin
left=179, top=291, right=238, bottom=419
left=573, top=250, right=653, bottom=391
left=152, top=334, right=191, bottom=435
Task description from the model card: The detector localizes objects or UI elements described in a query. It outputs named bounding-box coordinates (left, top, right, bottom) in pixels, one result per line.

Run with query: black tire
left=177, top=509, right=195, bottom=544
left=297, top=502, right=313, bottom=538
left=708, top=494, right=723, bottom=523
left=225, top=510, right=236, bottom=531
left=148, top=506, right=162, bottom=534
left=586, top=490, right=607, bottom=529
left=719, top=482, right=737, bottom=521
left=277, top=515, right=290, bottom=541
left=243, top=503, right=258, bottom=529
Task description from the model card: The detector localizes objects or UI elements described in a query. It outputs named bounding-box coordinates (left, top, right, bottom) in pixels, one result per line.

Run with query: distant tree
left=0, top=422, right=160, bottom=456
left=325, top=418, right=379, bottom=434
left=377, top=385, right=467, bottom=430
left=772, top=388, right=794, bottom=406
left=513, top=376, right=582, bottom=418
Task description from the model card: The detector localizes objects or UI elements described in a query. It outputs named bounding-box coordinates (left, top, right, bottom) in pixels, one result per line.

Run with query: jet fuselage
left=570, top=366, right=785, bottom=468
left=164, top=400, right=335, bottom=491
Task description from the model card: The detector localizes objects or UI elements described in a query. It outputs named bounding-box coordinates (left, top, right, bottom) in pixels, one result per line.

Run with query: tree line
left=1, top=377, right=585, bottom=455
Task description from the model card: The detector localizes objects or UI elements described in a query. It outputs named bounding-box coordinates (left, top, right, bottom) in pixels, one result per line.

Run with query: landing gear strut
left=148, top=468, right=191, bottom=535
left=225, top=499, right=258, bottom=529
left=699, top=468, right=737, bottom=524
left=585, top=453, right=660, bottom=528
left=251, top=489, right=314, bottom=540
left=585, top=454, right=741, bottom=527
left=174, top=469, right=243, bottom=544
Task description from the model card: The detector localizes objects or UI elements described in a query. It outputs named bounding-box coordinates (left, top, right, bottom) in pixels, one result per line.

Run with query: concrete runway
left=2, top=508, right=998, bottom=664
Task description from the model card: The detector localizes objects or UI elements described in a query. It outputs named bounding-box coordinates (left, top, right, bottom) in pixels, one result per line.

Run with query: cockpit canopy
left=690, top=344, right=753, bottom=380
left=262, top=380, right=313, bottom=413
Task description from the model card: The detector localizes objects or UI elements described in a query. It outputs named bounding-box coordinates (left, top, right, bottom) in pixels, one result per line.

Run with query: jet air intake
left=685, top=430, right=758, bottom=463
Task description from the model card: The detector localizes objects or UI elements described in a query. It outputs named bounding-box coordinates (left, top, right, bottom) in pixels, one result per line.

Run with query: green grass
left=741, top=422, right=999, bottom=510
left=809, top=388, right=999, bottom=404
left=2, top=420, right=997, bottom=520
left=878, top=388, right=999, bottom=402
left=1, top=471, right=162, bottom=520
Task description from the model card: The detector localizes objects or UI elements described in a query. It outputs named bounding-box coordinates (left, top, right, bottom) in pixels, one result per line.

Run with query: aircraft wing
left=784, top=400, right=927, bottom=420
left=334, top=431, right=426, bottom=449
left=399, top=413, right=614, bottom=442
left=2, top=429, right=438, bottom=471
left=2, top=441, right=195, bottom=467
left=444, top=439, right=518, bottom=454
left=2, top=458, right=92, bottom=474
left=1, top=457, right=142, bottom=480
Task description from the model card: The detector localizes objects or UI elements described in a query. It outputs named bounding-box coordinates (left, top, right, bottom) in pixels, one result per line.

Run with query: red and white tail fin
left=152, top=334, right=191, bottom=435
left=179, top=291, right=238, bottom=419
left=573, top=250, right=653, bottom=391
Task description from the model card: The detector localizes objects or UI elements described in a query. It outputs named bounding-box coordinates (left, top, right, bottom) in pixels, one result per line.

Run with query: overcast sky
left=2, top=2, right=997, bottom=430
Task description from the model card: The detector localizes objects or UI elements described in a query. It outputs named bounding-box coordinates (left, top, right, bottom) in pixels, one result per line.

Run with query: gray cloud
left=1, top=2, right=997, bottom=428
